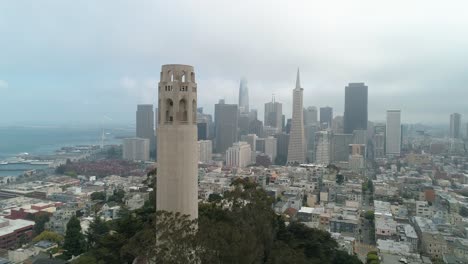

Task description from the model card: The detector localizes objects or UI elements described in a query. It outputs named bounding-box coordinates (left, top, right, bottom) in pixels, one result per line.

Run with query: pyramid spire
left=295, top=68, right=301, bottom=89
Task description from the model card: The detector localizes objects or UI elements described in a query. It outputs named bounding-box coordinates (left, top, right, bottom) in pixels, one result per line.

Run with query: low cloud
left=0, top=80, right=8, bottom=91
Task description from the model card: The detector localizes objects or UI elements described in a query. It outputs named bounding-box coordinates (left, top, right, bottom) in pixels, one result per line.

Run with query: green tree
left=63, top=216, right=85, bottom=258
left=366, top=252, right=379, bottom=264
left=460, top=206, right=468, bottom=217
left=86, top=215, right=109, bottom=249
left=208, top=193, right=223, bottom=203
left=33, top=212, right=50, bottom=236
left=71, top=254, right=98, bottom=264
left=90, top=191, right=106, bottom=201
left=364, top=210, right=375, bottom=222
left=33, top=231, right=64, bottom=244
left=108, top=189, right=125, bottom=204
left=336, top=174, right=345, bottom=185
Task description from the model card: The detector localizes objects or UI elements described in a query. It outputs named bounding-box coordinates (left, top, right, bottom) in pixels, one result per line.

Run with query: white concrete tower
left=287, top=69, right=306, bottom=165
left=157, top=64, right=198, bottom=219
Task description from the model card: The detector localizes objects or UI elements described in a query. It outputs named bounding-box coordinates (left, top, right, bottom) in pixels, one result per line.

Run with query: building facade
left=198, top=140, right=213, bottom=163
left=386, top=110, right=401, bottom=156
left=136, top=104, right=155, bottom=151
left=226, top=142, right=252, bottom=168
left=264, top=98, right=282, bottom=132
left=320, top=106, right=333, bottom=129
left=287, top=69, right=306, bottom=165
left=122, top=138, right=150, bottom=161
left=238, top=78, right=249, bottom=114
left=344, top=83, right=368, bottom=134
left=450, top=113, right=461, bottom=139
left=215, top=100, right=239, bottom=153
left=157, top=64, right=198, bottom=219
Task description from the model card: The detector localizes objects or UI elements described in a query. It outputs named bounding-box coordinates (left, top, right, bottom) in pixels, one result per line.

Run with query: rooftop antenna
left=272, top=93, right=276, bottom=103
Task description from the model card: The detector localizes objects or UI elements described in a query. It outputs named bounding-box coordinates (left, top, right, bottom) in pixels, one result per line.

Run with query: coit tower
left=157, top=64, right=198, bottom=219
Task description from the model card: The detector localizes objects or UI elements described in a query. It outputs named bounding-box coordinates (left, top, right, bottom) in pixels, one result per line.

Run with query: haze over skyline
left=1, top=0, right=468, bottom=126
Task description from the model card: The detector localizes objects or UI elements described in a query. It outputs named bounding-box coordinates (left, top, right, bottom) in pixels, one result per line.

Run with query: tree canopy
left=80, top=178, right=362, bottom=264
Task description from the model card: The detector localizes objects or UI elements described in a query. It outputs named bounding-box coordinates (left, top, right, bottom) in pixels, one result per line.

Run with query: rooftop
left=0, top=217, right=34, bottom=237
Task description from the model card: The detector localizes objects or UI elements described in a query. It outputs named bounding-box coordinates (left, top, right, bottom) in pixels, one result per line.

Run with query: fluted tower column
left=157, top=64, right=198, bottom=219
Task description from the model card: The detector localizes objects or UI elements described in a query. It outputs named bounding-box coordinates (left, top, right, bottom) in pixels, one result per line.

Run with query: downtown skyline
left=2, top=1, right=468, bottom=125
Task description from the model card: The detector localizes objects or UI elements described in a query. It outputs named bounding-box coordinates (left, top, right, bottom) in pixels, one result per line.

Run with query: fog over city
left=1, top=0, right=468, bottom=125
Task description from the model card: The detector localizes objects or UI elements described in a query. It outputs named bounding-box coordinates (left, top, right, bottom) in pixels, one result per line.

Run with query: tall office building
left=304, top=106, right=318, bottom=126
left=287, top=69, right=306, bottom=165
left=264, top=97, right=283, bottom=132
left=305, top=124, right=319, bottom=162
left=332, top=116, right=344, bottom=134
left=344, top=83, right=368, bottom=134
left=122, top=138, right=150, bottom=161
left=274, top=133, right=289, bottom=165
left=226, top=142, right=251, bottom=168
left=450, top=113, right=461, bottom=139
left=136, top=104, right=155, bottom=151
left=386, top=110, right=402, bottom=156
left=466, top=123, right=468, bottom=139
left=198, top=140, right=213, bottom=163
left=320, top=106, right=333, bottom=128
left=239, top=78, right=249, bottom=114
left=332, top=134, right=353, bottom=162
left=256, top=137, right=277, bottom=163
left=215, top=100, right=238, bottom=153
left=156, top=64, right=198, bottom=219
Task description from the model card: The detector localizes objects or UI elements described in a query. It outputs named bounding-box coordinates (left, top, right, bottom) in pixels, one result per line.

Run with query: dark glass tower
left=344, top=83, right=368, bottom=134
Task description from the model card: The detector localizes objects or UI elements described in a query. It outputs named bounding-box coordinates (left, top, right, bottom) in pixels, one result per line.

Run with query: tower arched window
left=165, top=99, right=174, bottom=123
left=181, top=71, right=186, bottom=82
left=191, top=72, right=195, bottom=82
left=178, top=99, right=188, bottom=122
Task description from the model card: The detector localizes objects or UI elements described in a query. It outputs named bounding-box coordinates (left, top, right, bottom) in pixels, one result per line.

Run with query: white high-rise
left=386, top=110, right=401, bottom=156
left=240, top=134, right=258, bottom=163
left=450, top=113, right=461, bottom=139
left=226, top=142, right=252, bottom=168
left=157, top=64, right=198, bottom=219
left=198, top=140, right=212, bottom=163
left=287, top=69, right=306, bottom=165
left=315, top=131, right=332, bottom=165
left=122, top=138, right=150, bottom=161
left=263, top=136, right=277, bottom=163
left=239, top=78, right=249, bottom=114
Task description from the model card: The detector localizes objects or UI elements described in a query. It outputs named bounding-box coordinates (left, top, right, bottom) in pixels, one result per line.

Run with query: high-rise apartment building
left=239, top=78, right=249, bottom=114
left=320, top=107, right=333, bottom=129
left=344, top=83, right=368, bottom=134
left=386, top=110, right=402, bottom=156
left=450, top=113, right=461, bottom=139
left=287, top=69, right=306, bottom=165
left=215, top=100, right=238, bottom=153
left=198, top=140, right=213, bottom=163
left=315, top=131, right=333, bottom=165
left=156, top=64, right=198, bottom=219
left=122, top=138, right=150, bottom=161
left=136, top=104, right=155, bottom=151
left=226, top=142, right=251, bottom=168
left=264, top=98, right=282, bottom=132
left=241, top=134, right=258, bottom=163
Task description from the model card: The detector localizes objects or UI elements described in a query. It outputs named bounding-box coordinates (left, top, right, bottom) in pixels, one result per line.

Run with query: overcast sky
left=1, top=0, right=468, bottom=127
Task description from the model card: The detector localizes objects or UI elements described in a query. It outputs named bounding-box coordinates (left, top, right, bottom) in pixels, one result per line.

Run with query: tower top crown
left=161, top=64, right=195, bottom=83
left=295, top=68, right=301, bottom=89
